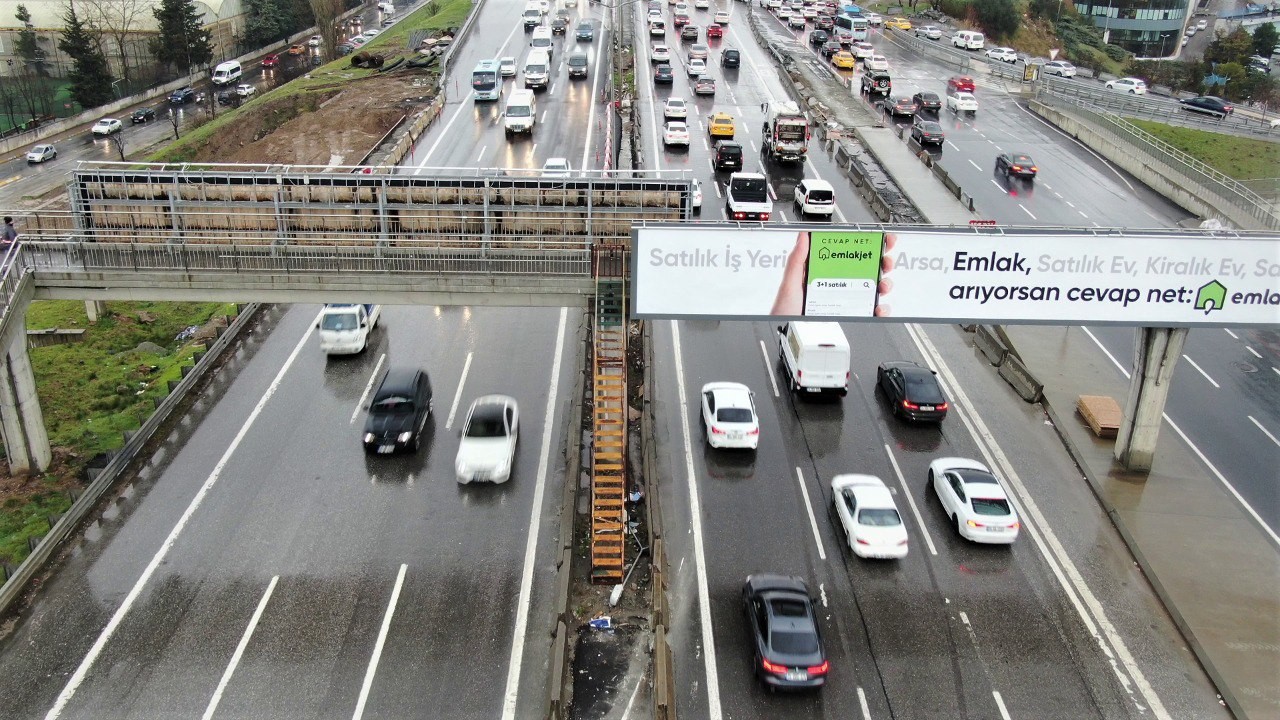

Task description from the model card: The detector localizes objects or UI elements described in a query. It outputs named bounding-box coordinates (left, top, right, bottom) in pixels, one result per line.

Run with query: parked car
left=91, top=118, right=122, bottom=136
left=26, top=144, right=57, bottom=163
left=130, top=107, right=156, bottom=124
left=1179, top=95, right=1234, bottom=117
left=996, top=152, right=1038, bottom=179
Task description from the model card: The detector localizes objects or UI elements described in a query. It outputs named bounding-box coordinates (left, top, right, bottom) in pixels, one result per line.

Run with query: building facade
left=1072, top=0, right=1190, bottom=58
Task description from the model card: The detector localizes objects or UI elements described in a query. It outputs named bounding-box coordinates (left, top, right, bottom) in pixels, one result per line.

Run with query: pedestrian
left=1, top=216, right=17, bottom=247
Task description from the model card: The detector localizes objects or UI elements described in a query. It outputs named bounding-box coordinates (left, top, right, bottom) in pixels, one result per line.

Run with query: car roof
left=703, top=381, right=751, bottom=405
left=745, top=573, right=808, bottom=595
left=375, top=367, right=422, bottom=398
left=954, top=468, right=1009, bottom=496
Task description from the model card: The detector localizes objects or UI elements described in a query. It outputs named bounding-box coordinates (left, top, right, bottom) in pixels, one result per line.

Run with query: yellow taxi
left=708, top=112, right=736, bottom=139
left=831, top=50, right=857, bottom=69
left=885, top=17, right=912, bottom=30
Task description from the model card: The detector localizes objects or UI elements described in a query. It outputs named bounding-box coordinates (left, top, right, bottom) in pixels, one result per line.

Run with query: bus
left=833, top=13, right=869, bottom=44
left=472, top=59, right=502, bottom=101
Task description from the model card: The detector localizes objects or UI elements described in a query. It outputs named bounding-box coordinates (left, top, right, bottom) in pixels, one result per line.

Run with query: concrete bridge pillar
left=85, top=300, right=107, bottom=322
left=1115, top=327, right=1187, bottom=472
left=0, top=303, right=51, bottom=475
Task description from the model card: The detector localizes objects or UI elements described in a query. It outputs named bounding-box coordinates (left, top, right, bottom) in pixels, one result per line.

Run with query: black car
left=877, top=360, right=949, bottom=422
left=168, top=86, right=196, bottom=104
left=860, top=68, right=891, bottom=97
left=910, top=118, right=945, bottom=145
left=363, top=367, right=434, bottom=454
left=216, top=90, right=237, bottom=106
left=820, top=40, right=842, bottom=58
left=912, top=91, right=941, bottom=112
left=721, top=48, right=741, bottom=68
left=551, top=16, right=569, bottom=34
left=130, top=107, right=156, bottom=124
left=1179, top=95, right=1234, bottom=117
left=995, top=152, right=1038, bottom=179
left=654, top=63, right=674, bottom=83
left=881, top=95, right=916, bottom=117
left=713, top=141, right=743, bottom=171
left=743, top=574, right=828, bottom=690
left=576, top=20, right=594, bottom=40
left=809, top=29, right=829, bottom=47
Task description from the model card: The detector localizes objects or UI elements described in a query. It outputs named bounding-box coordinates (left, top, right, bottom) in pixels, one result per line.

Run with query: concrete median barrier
left=997, top=352, right=1044, bottom=403
left=974, top=324, right=1008, bottom=366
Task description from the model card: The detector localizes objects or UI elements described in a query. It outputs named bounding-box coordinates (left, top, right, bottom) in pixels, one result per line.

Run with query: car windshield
left=972, top=497, right=1012, bottom=516
left=716, top=407, right=753, bottom=423
left=508, top=105, right=531, bottom=117
left=1011, top=155, right=1034, bottom=164
left=858, top=507, right=902, bottom=526
left=770, top=630, right=819, bottom=655
left=320, top=312, right=360, bottom=331
left=806, top=189, right=834, bottom=202
left=466, top=406, right=507, bottom=437
left=373, top=396, right=415, bottom=415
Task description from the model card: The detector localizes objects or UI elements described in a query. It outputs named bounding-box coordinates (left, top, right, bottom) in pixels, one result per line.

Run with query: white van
left=952, top=30, right=984, bottom=50
left=523, top=49, right=551, bottom=89
left=504, top=89, right=537, bottom=137
left=378, top=1, right=395, bottom=14
left=776, top=321, right=851, bottom=396
left=211, top=60, right=242, bottom=85
left=793, top=178, right=835, bottom=217
left=530, top=25, right=554, bottom=55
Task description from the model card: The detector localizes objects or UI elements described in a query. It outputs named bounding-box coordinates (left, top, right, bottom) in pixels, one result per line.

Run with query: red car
left=706, top=23, right=723, bottom=39
left=673, top=12, right=690, bottom=27
left=947, top=75, right=976, bottom=93
left=262, top=53, right=280, bottom=68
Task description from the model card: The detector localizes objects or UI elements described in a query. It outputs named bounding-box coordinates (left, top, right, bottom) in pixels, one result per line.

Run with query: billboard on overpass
left=631, top=226, right=1280, bottom=326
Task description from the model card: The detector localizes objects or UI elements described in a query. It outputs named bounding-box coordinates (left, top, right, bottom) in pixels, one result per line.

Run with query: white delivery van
left=317, top=303, right=381, bottom=355
left=378, top=1, right=395, bottom=15
left=522, top=49, right=551, bottom=89
left=211, top=60, right=242, bottom=85
left=530, top=25, right=554, bottom=55
left=504, top=88, right=537, bottom=136
left=776, top=321, right=851, bottom=396
left=522, top=3, right=543, bottom=27
left=951, top=30, right=984, bottom=50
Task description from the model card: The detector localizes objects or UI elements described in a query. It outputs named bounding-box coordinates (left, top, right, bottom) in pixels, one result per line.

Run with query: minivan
left=567, top=51, right=589, bottom=78
left=523, top=50, right=551, bottom=89
left=951, top=30, right=984, bottom=50
left=531, top=26, right=554, bottom=55
left=505, top=88, right=537, bottom=136
left=713, top=141, right=743, bottom=171
left=363, top=367, right=434, bottom=454
left=793, top=178, right=835, bottom=217
left=776, top=322, right=850, bottom=396
left=211, top=60, right=242, bottom=85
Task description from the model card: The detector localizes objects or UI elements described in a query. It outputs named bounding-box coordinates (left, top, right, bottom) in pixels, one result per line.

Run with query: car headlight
left=397, top=432, right=412, bottom=443
left=363, top=433, right=375, bottom=443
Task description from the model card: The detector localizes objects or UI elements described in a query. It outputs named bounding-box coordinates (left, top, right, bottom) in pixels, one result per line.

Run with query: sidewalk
left=1001, top=325, right=1280, bottom=720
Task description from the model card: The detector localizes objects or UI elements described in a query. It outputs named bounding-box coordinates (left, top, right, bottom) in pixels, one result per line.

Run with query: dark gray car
left=363, top=367, right=434, bottom=454
left=742, top=574, right=828, bottom=690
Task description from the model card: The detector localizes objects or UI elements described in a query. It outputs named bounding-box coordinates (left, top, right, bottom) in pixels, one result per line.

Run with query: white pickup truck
left=317, top=304, right=381, bottom=355
left=725, top=172, right=773, bottom=221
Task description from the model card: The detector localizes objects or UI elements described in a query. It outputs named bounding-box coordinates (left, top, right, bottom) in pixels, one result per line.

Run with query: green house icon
left=1195, top=280, right=1227, bottom=314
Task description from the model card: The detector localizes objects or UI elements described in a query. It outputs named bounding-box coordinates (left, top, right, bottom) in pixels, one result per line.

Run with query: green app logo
left=808, top=231, right=884, bottom=283
left=1195, top=279, right=1227, bottom=315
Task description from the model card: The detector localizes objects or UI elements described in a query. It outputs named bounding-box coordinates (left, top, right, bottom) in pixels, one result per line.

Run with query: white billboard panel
left=632, top=227, right=1280, bottom=326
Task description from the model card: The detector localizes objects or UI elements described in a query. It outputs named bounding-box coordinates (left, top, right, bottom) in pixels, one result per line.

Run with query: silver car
left=26, top=144, right=57, bottom=163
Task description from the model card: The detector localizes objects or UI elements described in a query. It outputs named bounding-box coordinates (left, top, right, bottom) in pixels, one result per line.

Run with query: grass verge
left=1129, top=121, right=1280, bottom=181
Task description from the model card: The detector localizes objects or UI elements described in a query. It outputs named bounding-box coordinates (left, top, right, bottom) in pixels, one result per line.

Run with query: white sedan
left=91, top=118, right=122, bottom=136
left=866, top=54, right=889, bottom=71
left=541, top=157, right=571, bottom=177
left=788, top=14, right=806, bottom=28
left=691, top=177, right=702, bottom=212
left=851, top=41, right=874, bottom=59
left=864, top=12, right=882, bottom=25
left=832, top=475, right=909, bottom=559
left=651, top=44, right=672, bottom=63
left=663, top=121, right=691, bottom=146
left=985, top=46, right=1018, bottom=62
left=499, top=56, right=517, bottom=76
left=700, top=382, right=759, bottom=449
left=1106, top=77, right=1148, bottom=94
left=455, top=395, right=520, bottom=484
left=663, top=97, right=688, bottom=119
left=694, top=0, right=709, bottom=7
left=947, top=91, right=978, bottom=114
left=235, top=83, right=256, bottom=97
left=929, top=457, right=1020, bottom=544
left=687, top=58, right=707, bottom=76
left=26, top=144, right=57, bottom=163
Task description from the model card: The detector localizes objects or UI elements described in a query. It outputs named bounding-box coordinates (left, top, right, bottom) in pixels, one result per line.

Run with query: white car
left=777, top=6, right=792, bottom=19
left=1042, top=60, right=1076, bottom=77
left=788, top=14, right=806, bottom=28
left=663, top=97, right=688, bottom=118
left=947, top=91, right=978, bottom=113
left=91, top=118, right=122, bottom=136
left=363, top=28, right=381, bottom=37
left=700, top=382, right=759, bottom=449
left=674, top=1, right=689, bottom=13
left=1195, top=18, right=1208, bottom=30
left=455, top=395, right=520, bottom=484
left=765, top=0, right=782, bottom=8
left=864, top=12, right=882, bottom=25
left=691, top=177, right=702, bottom=211
left=866, top=54, right=889, bottom=71
left=687, top=58, right=707, bottom=76
left=26, top=144, right=57, bottom=163
left=1106, top=77, right=1148, bottom=94
left=831, top=475, right=909, bottom=559
left=499, top=56, right=517, bottom=76
left=694, top=0, right=709, bottom=7
left=929, top=457, right=1021, bottom=544
left=802, top=6, right=817, bottom=18
left=663, top=121, right=691, bottom=146
left=651, top=44, right=671, bottom=63
left=851, top=41, right=874, bottom=59
left=985, top=46, right=1018, bottom=62
left=541, top=157, right=571, bottom=177
left=307, top=34, right=322, bottom=47
left=235, top=83, right=256, bottom=97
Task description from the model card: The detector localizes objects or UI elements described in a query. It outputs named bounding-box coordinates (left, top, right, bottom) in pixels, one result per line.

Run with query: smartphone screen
left=802, top=231, right=886, bottom=317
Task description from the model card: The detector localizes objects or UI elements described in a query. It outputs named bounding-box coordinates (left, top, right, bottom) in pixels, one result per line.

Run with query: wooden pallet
left=1077, top=395, right=1121, bottom=439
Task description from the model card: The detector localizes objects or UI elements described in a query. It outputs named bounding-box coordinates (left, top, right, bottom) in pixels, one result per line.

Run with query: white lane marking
left=1181, top=354, right=1219, bottom=388
left=908, top=324, right=1170, bottom=718
left=749, top=139, right=758, bottom=152
left=1066, top=200, right=1076, bottom=208
left=795, top=467, right=827, bottom=560
left=549, top=82, right=557, bottom=95
left=1019, top=204, right=1036, bottom=220
left=44, top=316, right=320, bottom=720
left=968, top=159, right=982, bottom=171
left=991, top=179, right=1005, bottom=192
left=758, top=340, right=780, bottom=397
left=1274, top=367, right=1280, bottom=377
left=856, top=688, right=872, bottom=720
left=993, top=690, right=1013, bottom=720
left=352, top=353, right=388, bottom=423
left=1078, top=210, right=1088, bottom=218
left=445, top=351, right=474, bottom=430
left=541, top=110, right=548, bottom=123
left=202, top=577, right=279, bottom=720
left=1081, top=328, right=1280, bottom=546
left=777, top=209, right=788, bottom=223
left=947, top=140, right=959, bottom=151
left=475, top=145, right=487, bottom=162
left=352, top=563, right=408, bottom=720
left=619, top=675, right=644, bottom=720
left=1224, top=329, right=1238, bottom=339
left=501, top=307, right=570, bottom=719
left=883, top=444, right=937, bottom=556
left=670, top=320, right=724, bottom=720
left=712, top=182, right=722, bottom=199
left=767, top=182, right=777, bottom=201
left=960, top=610, right=972, bottom=626
left=1246, top=345, right=1262, bottom=359
left=1249, top=416, right=1280, bottom=448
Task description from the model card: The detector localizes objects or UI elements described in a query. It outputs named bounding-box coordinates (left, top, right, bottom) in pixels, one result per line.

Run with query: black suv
left=552, top=10, right=570, bottom=34
left=168, top=86, right=195, bottom=104
left=363, top=367, right=434, bottom=454
left=713, top=141, right=744, bottom=172
left=860, top=68, right=891, bottom=97
left=721, top=48, right=741, bottom=68
left=654, top=63, right=674, bottom=84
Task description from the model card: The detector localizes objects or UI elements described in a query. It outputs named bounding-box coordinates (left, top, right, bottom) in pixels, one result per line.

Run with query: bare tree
left=79, top=0, right=151, bottom=86
left=307, top=0, right=344, bottom=62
